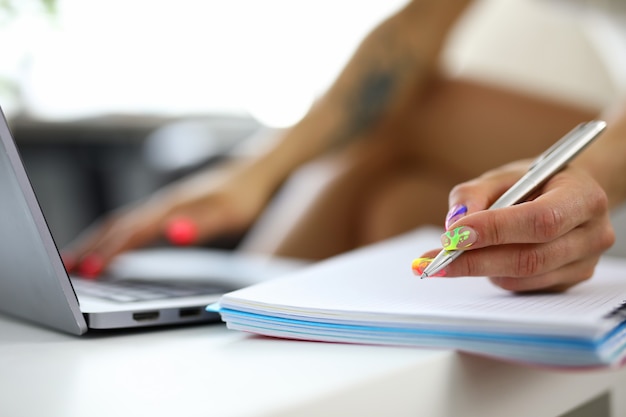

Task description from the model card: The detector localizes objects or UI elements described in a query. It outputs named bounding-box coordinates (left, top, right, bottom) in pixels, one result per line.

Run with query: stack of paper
left=212, top=228, right=626, bottom=368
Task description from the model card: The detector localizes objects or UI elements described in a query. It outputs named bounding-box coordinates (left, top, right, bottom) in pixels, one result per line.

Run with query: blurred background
left=2, top=0, right=625, bottom=251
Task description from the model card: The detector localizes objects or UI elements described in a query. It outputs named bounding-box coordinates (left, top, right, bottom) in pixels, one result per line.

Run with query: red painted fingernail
left=166, top=218, right=198, bottom=246
left=78, top=254, right=104, bottom=279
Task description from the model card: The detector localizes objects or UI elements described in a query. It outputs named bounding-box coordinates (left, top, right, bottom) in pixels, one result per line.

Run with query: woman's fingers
left=446, top=173, right=610, bottom=250
left=62, top=202, right=169, bottom=277
left=63, top=160, right=273, bottom=278
left=417, top=164, right=615, bottom=292
left=447, top=160, right=532, bottom=219
left=446, top=216, right=611, bottom=275
left=487, top=256, right=598, bottom=293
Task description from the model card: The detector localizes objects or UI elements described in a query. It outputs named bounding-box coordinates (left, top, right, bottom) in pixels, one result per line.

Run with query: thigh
left=240, top=138, right=397, bottom=260
left=241, top=75, right=599, bottom=260
left=357, top=78, right=600, bottom=246
left=357, top=167, right=454, bottom=245
left=404, top=77, right=600, bottom=179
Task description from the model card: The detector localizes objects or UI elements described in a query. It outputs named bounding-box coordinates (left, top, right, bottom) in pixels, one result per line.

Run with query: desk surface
left=1, top=313, right=625, bottom=417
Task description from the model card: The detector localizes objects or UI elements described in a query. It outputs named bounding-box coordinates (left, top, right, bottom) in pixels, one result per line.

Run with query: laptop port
left=179, top=307, right=202, bottom=318
left=133, top=311, right=160, bottom=322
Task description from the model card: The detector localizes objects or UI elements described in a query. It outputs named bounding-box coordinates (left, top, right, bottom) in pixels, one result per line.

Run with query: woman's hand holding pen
left=414, top=160, right=615, bottom=292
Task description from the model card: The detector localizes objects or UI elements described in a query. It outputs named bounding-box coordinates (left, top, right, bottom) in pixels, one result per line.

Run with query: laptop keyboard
left=71, top=278, right=231, bottom=303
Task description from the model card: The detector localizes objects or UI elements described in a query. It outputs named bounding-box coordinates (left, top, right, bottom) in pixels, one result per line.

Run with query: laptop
left=0, top=108, right=305, bottom=335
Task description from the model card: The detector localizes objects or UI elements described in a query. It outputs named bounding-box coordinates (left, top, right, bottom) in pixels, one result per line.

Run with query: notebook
left=0, top=107, right=305, bottom=335
left=213, top=227, right=626, bottom=369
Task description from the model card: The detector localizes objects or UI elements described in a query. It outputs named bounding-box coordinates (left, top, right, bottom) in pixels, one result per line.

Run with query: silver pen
left=420, top=120, right=607, bottom=279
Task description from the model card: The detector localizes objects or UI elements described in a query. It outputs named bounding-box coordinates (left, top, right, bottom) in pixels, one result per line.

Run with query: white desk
left=1, top=314, right=626, bottom=417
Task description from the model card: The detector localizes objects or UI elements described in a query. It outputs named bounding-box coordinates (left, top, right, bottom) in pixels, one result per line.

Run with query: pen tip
left=420, top=273, right=428, bottom=279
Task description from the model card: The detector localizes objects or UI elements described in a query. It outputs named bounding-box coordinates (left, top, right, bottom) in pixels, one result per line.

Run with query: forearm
left=254, top=0, right=472, bottom=189
left=574, top=101, right=626, bottom=209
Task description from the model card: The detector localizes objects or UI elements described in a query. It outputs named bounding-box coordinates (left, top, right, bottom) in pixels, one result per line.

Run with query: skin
left=420, top=103, right=626, bottom=292
left=64, top=0, right=625, bottom=292
left=65, top=0, right=473, bottom=272
left=242, top=76, right=601, bottom=259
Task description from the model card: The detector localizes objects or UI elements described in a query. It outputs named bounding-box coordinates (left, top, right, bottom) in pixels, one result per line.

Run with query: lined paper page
left=221, top=228, right=626, bottom=334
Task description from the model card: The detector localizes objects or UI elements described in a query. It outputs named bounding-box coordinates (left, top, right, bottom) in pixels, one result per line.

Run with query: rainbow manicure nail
left=441, top=226, right=477, bottom=250
left=411, top=257, right=446, bottom=277
left=445, top=204, right=468, bottom=230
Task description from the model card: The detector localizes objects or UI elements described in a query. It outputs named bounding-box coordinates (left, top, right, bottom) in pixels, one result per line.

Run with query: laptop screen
left=0, top=109, right=87, bottom=334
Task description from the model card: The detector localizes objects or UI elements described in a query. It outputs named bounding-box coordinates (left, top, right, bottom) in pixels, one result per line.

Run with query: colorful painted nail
left=445, top=204, right=468, bottom=230
left=441, top=226, right=477, bottom=250
left=411, top=257, right=446, bottom=277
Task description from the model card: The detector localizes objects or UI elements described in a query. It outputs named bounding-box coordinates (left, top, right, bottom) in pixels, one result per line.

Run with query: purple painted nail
left=445, top=204, right=468, bottom=229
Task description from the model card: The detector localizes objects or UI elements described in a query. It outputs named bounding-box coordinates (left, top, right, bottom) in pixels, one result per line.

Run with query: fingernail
left=166, top=217, right=198, bottom=246
left=411, top=257, right=447, bottom=277
left=441, top=226, right=477, bottom=250
left=78, top=254, right=104, bottom=279
left=445, top=204, right=468, bottom=230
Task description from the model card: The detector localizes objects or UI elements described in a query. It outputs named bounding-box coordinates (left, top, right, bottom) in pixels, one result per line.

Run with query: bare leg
left=240, top=138, right=400, bottom=259
left=404, top=77, right=600, bottom=179
left=240, top=75, right=598, bottom=260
